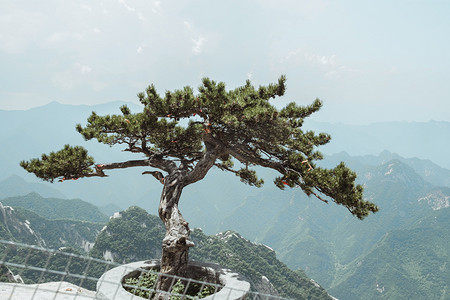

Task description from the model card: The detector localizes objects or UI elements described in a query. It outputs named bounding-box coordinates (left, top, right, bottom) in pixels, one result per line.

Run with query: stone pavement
left=0, top=281, right=98, bottom=300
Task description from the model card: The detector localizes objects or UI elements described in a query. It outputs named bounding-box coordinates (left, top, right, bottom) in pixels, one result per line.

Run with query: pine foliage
left=21, top=76, right=378, bottom=219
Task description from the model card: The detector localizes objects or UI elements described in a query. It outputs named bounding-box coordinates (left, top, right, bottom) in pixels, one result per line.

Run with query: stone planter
left=96, top=260, right=250, bottom=300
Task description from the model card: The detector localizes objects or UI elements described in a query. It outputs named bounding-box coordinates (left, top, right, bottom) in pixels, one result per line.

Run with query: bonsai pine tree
left=21, top=76, right=378, bottom=296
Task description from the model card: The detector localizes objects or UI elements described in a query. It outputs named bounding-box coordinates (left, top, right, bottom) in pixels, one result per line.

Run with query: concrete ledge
left=0, top=281, right=98, bottom=300
left=96, top=260, right=250, bottom=300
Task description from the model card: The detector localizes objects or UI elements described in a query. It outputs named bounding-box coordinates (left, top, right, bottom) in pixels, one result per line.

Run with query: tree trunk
left=155, top=171, right=193, bottom=299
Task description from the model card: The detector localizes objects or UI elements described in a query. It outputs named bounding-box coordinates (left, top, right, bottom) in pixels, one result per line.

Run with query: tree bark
left=155, top=171, right=193, bottom=299
left=154, top=144, right=219, bottom=299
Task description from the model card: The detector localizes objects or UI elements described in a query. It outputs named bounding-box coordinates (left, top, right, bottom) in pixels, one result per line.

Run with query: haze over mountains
left=304, top=119, right=450, bottom=170
left=1, top=101, right=449, bottom=299
left=2, top=101, right=450, bottom=208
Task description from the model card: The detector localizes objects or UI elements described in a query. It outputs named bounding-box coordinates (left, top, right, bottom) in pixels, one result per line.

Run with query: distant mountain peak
left=3, top=174, right=27, bottom=183
left=366, top=159, right=431, bottom=193
left=325, top=151, right=450, bottom=189
left=46, top=101, right=63, bottom=106
left=0, top=175, right=66, bottom=200
left=382, top=159, right=406, bottom=175
left=380, top=159, right=422, bottom=179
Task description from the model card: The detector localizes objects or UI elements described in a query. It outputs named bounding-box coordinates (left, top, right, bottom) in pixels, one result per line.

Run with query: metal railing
left=0, top=240, right=291, bottom=300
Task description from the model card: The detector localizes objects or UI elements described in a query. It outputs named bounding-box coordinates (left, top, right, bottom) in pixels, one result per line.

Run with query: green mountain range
left=1, top=159, right=449, bottom=299
left=221, top=159, right=449, bottom=296
left=2, top=158, right=449, bottom=299
left=0, top=200, right=332, bottom=299
left=329, top=208, right=450, bottom=299
left=0, top=192, right=108, bottom=223
left=0, top=201, right=103, bottom=250
left=1, top=102, right=449, bottom=299
left=90, top=206, right=332, bottom=300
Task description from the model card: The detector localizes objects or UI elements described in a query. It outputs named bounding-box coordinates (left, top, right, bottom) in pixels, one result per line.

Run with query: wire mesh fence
left=0, top=240, right=291, bottom=300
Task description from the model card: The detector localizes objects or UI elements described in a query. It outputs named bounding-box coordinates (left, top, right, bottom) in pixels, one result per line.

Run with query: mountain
left=188, top=157, right=449, bottom=299
left=0, top=202, right=42, bottom=245
left=190, top=230, right=331, bottom=300
left=89, top=206, right=164, bottom=262
left=328, top=208, right=450, bottom=300
left=218, top=158, right=450, bottom=298
left=0, top=202, right=103, bottom=251
left=2, top=101, right=450, bottom=298
left=0, top=196, right=109, bottom=291
left=90, top=206, right=332, bottom=300
left=0, top=204, right=333, bottom=298
left=418, top=187, right=450, bottom=211
left=0, top=192, right=108, bottom=223
left=0, top=175, right=66, bottom=200
left=322, top=150, right=450, bottom=188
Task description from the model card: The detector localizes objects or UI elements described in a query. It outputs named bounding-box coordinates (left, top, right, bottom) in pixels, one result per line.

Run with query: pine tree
left=21, top=76, right=378, bottom=297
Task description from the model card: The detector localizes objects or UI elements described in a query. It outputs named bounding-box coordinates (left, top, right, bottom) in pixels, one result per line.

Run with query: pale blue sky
left=1, top=0, right=449, bottom=124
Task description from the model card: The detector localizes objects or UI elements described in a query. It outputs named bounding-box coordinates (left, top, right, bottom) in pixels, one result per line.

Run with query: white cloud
left=137, top=12, right=146, bottom=21
left=52, top=63, right=92, bottom=90
left=118, top=0, right=135, bottom=12
left=183, top=20, right=208, bottom=55
left=184, top=21, right=192, bottom=30
left=93, top=28, right=101, bottom=34
left=136, top=46, right=143, bottom=54
left=280, top=48, right=360, bottom=80
left=75, top=63, right=92, bottom=74
left=192, top=37, right=205, bottom=54
left=45, top=32, right=83, bottom=46
left=116, top=0, right=147, bottom=22
left=325, top=65, right=362, bottom=80
left=152, top=1, right=162, bottom=14
left=282, top=49, right=337, bottom=66
left=304, top=52, right=337, bottom=66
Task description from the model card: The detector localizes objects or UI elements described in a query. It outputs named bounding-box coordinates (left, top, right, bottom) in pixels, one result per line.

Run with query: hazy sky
left=1, top=0, right=449, bottom=124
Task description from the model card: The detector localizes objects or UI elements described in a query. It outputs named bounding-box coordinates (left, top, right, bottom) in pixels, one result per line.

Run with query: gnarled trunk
left=153, top=144, right=220, bottom=299
left=155, top=172, right=193, bottom=299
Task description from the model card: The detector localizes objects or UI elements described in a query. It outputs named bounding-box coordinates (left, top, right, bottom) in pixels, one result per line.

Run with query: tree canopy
left=21, top=76, right=378, bottom=219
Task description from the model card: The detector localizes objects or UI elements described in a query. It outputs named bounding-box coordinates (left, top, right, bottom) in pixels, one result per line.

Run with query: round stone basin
left=96, top=260, right=250, bottom=300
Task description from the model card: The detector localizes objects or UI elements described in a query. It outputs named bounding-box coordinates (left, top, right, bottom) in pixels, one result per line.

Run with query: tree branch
left=142, top=171, right=165, bottom=184
left=214, top=163, right=239, bottom=175
left=183, top=133, right=222, bottom=186
left=86, top=157, right=176, bottom=180
left=217, top=136, right=286, bottom=174
left=310, top=190, right=329, bottom=204
left=183, top=150, right=218, bottom=186
left=98, top=159, right=150, bottom=170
